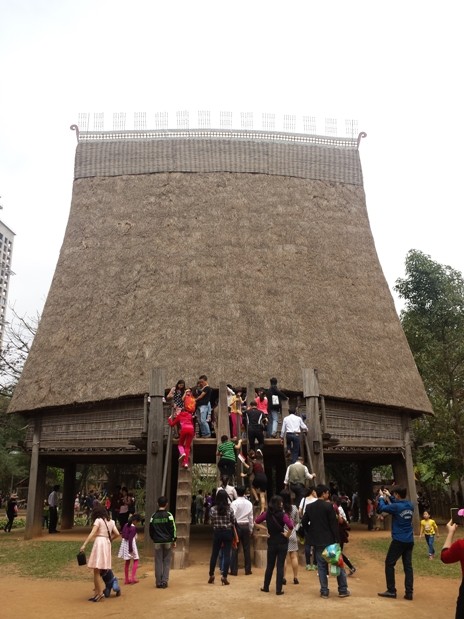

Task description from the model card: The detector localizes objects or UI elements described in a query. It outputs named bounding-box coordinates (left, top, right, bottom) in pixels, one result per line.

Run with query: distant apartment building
left=0, top=220, right=15, bottom=344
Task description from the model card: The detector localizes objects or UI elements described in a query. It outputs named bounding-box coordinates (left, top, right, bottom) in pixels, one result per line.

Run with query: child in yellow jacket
left=420, top=510, right=439, bottom=558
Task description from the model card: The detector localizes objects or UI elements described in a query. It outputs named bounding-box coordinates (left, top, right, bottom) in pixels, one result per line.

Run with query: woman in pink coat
left=168, top=405, right=195, bottom=469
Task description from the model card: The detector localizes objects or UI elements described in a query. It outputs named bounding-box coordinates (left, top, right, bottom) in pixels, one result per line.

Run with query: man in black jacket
left=149, top=496, right=177, bottom=588
left=301, top=484, right=350, bottom=598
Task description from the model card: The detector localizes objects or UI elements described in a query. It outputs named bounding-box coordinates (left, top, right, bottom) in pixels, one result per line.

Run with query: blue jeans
left=285, top=432, right=301, bottom=463
left=210, top=528, right=233, bottom=577
left=385, top=539, right=414, bottom=595
left=269, top=410, right=279, bottom=436
left=425, top=534, right=435, bottom=556
left=315, top=546, right=348, bottom=596
left=198, top=403, right=211, bottom=437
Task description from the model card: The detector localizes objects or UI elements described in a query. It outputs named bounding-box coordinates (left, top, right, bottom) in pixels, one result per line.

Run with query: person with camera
left=377, top=486, right=414, bottom=601
left=441, top=515, right=464, bottom=619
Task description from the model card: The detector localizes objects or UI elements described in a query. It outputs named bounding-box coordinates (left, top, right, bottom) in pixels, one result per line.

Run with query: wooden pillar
left=144, top=367, right=166, bottom=557
left=25, top=418, right=45, bottom=539
left=397, top=413, right=420, bottom=532
left=61, top=463, right=76, bottom=530
left=246, top=382, right=255, bottom=406
left=303, top=368, right=325, bottom=483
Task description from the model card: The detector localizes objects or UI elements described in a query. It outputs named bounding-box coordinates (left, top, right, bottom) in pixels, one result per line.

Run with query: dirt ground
left=1, top=524, right=460, bottom=619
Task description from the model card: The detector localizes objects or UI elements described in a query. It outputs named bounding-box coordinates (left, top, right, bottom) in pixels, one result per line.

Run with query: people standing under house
left=168, top=407, right=195, bottom=470
left=244, top=400, right=266, bottom=453
left=4, top=493, right=18, bottom=532
left=280, top=409, right=308, bottom=463
left=440, top=516, right=464, bottom=618
left=230, top=485, right=254, bottom=576
left=266, top=377, right=288, bottom=438
left=281, top=491, right=300, bottom=585
left=351, top=491, right=360, bottom=522
left=217, top=475, right=238, bottom=503
left=204, top=492, right=213, bottom=524
left=118, top=487, right=130, bottom=529
left=149, top=496, right=177, bottom=589
left=195, top=490, right=205, bottom=524
left=208, top=489, right=236, bottom=585
left=367, top=497, right=375, bottom=530
left=420, top=510, right=439, bottom=559
left=301, top=484, right=350, bottom=599
left=118, top=513, right=142, bottom=584
left=377, top=486, right=414, bottom=600
left=166, top=379, right=186, bottom=414
left=284, top=456, right=315, bottom=507
left=48, top=484, right=60, bottom=534
left=255, top=494, right=294, bottom=595
left=80, top=503, right=120, bottom=602
left=195, top=375, right=212, bottom=438
left=339, top=490, right=351, bottom=522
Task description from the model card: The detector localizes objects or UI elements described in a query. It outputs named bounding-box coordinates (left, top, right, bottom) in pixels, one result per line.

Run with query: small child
left=100, top=569, right=121, bottom=597
left=420, top=510, right=439, bottom=558
left=118, top=513, right=142, bottom=583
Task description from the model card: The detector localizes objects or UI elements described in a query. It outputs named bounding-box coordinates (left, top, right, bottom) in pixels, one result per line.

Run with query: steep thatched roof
left=9, top=130, right=432, bottom=415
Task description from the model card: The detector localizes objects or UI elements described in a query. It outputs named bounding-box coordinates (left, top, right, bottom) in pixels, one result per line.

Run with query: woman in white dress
left=80, top=504, right=120, bottom=602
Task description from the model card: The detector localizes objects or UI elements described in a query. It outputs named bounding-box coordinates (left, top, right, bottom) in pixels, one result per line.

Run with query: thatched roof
left=9, top=130, right=432, bottom=415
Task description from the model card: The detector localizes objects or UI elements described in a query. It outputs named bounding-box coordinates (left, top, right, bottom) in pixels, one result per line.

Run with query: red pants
left=178, top=426, right=195, bottom=461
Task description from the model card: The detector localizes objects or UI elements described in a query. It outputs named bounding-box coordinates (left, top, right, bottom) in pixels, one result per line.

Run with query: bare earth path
left=1, top=524, right=459, bottom=619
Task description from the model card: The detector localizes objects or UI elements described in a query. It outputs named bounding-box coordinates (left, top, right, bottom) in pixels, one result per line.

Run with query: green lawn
left=360, top=537, right=462, bottom=579
left=0, top=534, right=146, bottom=580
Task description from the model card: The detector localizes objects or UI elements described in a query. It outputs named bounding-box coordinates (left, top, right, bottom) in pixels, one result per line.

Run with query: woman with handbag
left=80, top=504, right=120, bottom=602
left=207, top=489, right=236, bottom=585
left=255, top=494, right=294, bottom=595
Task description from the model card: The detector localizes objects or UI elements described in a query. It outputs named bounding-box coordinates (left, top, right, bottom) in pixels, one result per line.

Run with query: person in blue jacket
left=377, top=486, right=414, bottom=601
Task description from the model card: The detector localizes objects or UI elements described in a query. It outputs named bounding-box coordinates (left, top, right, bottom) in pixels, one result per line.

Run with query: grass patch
left=0, top=536, right=146, bottom=580
left=361, top=537, right=462, bottom=579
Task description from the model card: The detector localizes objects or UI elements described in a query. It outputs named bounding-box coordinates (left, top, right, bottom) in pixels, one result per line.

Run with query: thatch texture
left=9, top=134, right=432, bottom=415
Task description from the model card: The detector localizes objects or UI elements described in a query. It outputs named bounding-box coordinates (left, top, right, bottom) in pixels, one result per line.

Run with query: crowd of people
left=165, top=375, right=293, bottom=447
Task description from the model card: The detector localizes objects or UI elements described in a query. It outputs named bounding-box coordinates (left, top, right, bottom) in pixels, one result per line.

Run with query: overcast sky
left=1, top=0, right=463, bottom=322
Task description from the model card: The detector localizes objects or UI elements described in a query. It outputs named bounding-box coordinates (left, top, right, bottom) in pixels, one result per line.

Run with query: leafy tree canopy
left=395, top=250, right=464, bottom=489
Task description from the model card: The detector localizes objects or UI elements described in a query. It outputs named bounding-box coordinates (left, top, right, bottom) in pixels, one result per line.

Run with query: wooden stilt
left=143, top=367, right=166, bottom=557
left=25, top=418, right=44, bottom=539
left=303, top=368, right=325, bottom=483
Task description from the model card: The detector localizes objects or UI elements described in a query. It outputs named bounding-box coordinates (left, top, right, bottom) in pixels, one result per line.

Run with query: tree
left=395, top=250, right=464, bottom=494
left=0, top=307, right=38, bottom=492
left=0, top=307, right=39, bottom=396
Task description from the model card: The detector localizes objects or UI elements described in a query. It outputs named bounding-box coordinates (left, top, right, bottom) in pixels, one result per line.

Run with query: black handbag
left=77, top=551, right=87, bottom=566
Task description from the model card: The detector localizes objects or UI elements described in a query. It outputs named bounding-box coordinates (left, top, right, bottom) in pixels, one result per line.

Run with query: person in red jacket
left=168, top=406, right=195, bottom=469
left=441, top=515, right=464, bottom=618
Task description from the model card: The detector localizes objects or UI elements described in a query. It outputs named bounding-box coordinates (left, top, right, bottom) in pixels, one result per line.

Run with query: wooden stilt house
left=8, top=126, right=432, bottom=560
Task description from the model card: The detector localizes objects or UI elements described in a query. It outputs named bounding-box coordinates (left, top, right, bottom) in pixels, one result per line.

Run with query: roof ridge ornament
left=70, top=124, right=80, bottom=143
left=357, top=131, right=367, bottom=149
